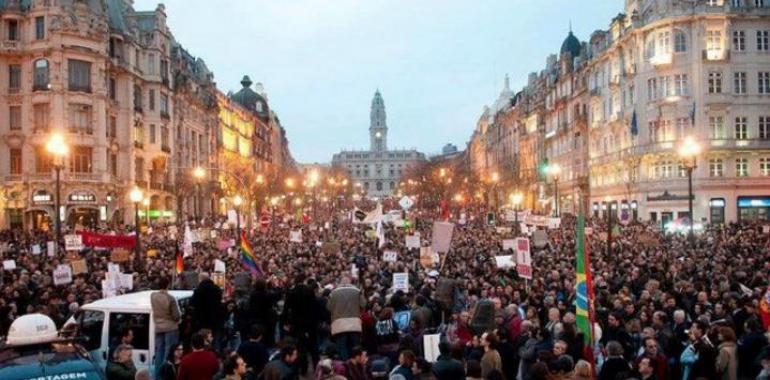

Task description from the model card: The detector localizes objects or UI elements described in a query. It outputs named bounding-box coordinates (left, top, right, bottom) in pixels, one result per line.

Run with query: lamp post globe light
left=129, top=187, right=144, bottom=256
left=45, top=133, right=69, bottom=250
left=546, top=163, right=562, bottom=217
left=192, top=166, right=206, bottom=221
left=678, top=136, right=701, bottom=246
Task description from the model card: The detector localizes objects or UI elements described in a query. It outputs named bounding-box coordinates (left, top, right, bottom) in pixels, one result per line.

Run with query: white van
left=73, top=290, right=193, bottom=374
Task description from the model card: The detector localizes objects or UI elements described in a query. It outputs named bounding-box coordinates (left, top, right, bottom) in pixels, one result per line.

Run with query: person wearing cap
left=328, top=276, right=365, bottom=360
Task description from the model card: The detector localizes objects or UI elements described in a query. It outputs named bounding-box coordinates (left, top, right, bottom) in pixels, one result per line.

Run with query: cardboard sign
left=70, top=259, right=88, bottom=275
left=502, top=239, right=515, bottom=251
left=146, top=249, right=158, bottom=258
left=405, top=235, right=420, bottom=249
left=515, top=237, right=533, bottom=279
left=110, top=249, right=131, bottom=263
left=31, top=244, right=41, bottom=255
left=430, top=221, right=455, bottom=254
left=392, top=272, right=409, bottom=292
left=214, top=259, right=226, bottom=273
left=47, top=241, right=56, bottom=257
left=495, top=255, right=515, bottom=269
left=64, top=234, right=83, bottom=251
left=53, top=265, right=73, bottom=286
left=289, top=230, right=302, bottom=243
left=496, top=227, right=511, bottom=234
left=419, top=247, right=433, bottom=269
left=423, top=334, right=441, bottom=363
left=383, top=250, right=398, bottom=262
left=66, top=251, right=80, bottom=261
left=321, top=242, right=341, bottom=254
left=2, top=260, right=16, bottom=270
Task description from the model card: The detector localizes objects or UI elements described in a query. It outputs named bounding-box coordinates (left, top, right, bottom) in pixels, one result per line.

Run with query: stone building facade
left=466, top=0, right=770, bottom=224
left=332, top=90, right=426, bottom=198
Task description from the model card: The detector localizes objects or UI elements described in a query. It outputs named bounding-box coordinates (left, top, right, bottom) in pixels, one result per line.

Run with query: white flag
left=376, top=220, right=386, bottom=249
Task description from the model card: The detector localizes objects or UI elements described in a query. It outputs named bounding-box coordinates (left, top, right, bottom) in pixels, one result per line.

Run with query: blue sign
left=738, top=197, right=770, bottom=208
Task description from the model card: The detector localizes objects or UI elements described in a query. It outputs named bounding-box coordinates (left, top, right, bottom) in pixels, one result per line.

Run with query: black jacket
left=431, top=355, right=464, bottom=380
left=191, top=279, right=223, bottom=330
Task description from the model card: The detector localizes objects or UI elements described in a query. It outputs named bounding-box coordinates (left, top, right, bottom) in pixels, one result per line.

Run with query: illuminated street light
left=546, top=163, right=562, bottom=217
left=46, top=132, right=69, bottom=249
left=679, top=136, right=701, bottom=246
left=193, top=166, right=206, bottom=179
left=129, top=187, right=144, bottom=257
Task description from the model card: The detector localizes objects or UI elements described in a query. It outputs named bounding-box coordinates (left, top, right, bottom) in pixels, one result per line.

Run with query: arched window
left=33, top=59, right=49, bottom=90
left=376, top=182, right=383, bottom=191
left=674, top=29, right=687, bottom=52
left=256, top=101, right=264, bottom=113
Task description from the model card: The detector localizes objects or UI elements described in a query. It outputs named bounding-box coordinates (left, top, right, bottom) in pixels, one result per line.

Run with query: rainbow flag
left=240, top=232, right=263, bottom=277
left=575, top=213, right=596, bottom=362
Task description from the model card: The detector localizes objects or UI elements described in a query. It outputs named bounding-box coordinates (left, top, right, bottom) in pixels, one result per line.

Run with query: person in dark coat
left=191, top=273, right=224, bottom=348
left=283, top=275, right=322, bottom=373
left=248, top=279, right=280, bottom=347
left=238, top=324, right=270, bottom=375
left=431, top=342, right=464, bottom=380
left=599, top=341, right=632, bottom=380
left=689, top=320, right=718, bottom=380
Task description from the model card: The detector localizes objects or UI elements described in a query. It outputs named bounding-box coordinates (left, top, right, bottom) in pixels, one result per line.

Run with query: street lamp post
left=233, top=195, right=243, bottom=238
left=142, top=198, right=150, bottom=227
left=547, top=164, right=562, bottom=217
left=679, top=136, right=701, bottom=247
left=604, top=197, right=613, bottom=256
left=510, top=191, right=523, bottom=236
left=46, top=133, right=69, bottom=250
left=129, top=187, right=144, bottom=257
left=192, top=166, right=206, bottom=221
left=491, top=172, right=500, bottom=210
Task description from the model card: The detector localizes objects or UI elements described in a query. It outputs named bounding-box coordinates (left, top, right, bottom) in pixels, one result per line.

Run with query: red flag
left=760, top=287, right=770, bottom=329
left=175, top=251, right=184, bottom=275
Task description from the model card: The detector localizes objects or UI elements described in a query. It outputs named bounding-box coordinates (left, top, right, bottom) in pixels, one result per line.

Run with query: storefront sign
left=31, top=190, right=52, bottom=203
left=68, top=191, right=96, bottom=203
left=137, top=210, right=175, bottom=218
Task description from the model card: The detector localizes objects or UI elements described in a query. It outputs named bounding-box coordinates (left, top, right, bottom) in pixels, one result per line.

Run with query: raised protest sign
left=494, top=255, right=515, bottom=269
left=515, top=237, right=533, bottom=279
left=430, top=221, right=454, bottom=253
left=2, top=260, right=16, bottom=270
left=392, top=272, right=409, bottom=292
left=53, top=265, right=73, bottom=286
left=289, top=230, right=302, bottom=243
left=405, top=235, right=420, bottom=249
left=64, top=234, right=84, bottom=251
left=423, top=334, right=441, bottom=363
left=502, top=239, right=515, bottom=251
left=532, top=230, right=548, bottom=248
left=383, top=250, right=398, bottom=262
left=214, top=259, right=226, bottom=273
left=110, top=249, right=131, bottom=263
left=47, top=241, right=55, bottom=257
left=31, top=244, right=41, bottom=255
left=70, top=259, right=88, bottom=275
left=321, top=242, right=341, bottom=254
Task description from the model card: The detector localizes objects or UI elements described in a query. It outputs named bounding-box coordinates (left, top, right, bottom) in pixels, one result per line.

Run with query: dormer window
left=256, top=101, right=264, bottom=113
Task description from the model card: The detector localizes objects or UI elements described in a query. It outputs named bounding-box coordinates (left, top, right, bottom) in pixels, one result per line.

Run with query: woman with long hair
left=156, top=343, right=184, bottom=380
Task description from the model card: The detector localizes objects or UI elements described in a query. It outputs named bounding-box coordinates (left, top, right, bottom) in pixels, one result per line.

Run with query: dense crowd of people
left=1, top=200, right=770, bottom=380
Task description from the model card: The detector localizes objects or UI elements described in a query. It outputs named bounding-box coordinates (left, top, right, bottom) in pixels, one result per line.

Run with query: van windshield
left=0, top=342, right=104, bottom=380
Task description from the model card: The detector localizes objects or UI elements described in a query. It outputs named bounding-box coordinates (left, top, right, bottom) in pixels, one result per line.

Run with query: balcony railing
left=160, top=111, right=170, bottom=119
left=134, top=141, right=144, bottom=149
left=67, top=172, right=102, bottom=182
left=150, top=182, right=165, bottom=191
left=4, top=174, right=22, bottom=182
left=32, top=83, right=50, bottom=92
left=161, top=145, right=171, bottom=153
left=135, top=180, right=148, bottom=188
left=68, top=84, right=92, bottom=93
left=1, top=40, right=21, bottom=52
left=28, top=173, right=52, bottom=182
left=703, top=49, right=730, bottom=62
left=650, top=53, right=673, bottom=67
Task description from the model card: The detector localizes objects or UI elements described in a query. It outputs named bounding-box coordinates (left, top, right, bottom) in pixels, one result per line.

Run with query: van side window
left=80, top=310, right=104, bottom=351
left=108, top=313, right=150, bottom=350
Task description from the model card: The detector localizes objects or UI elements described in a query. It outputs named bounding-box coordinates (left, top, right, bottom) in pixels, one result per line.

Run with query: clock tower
left=370, top=90, right=388, bottom=152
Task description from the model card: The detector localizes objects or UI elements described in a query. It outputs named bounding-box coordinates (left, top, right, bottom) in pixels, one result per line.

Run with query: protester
left=150, top=276, right=181, bottom=376
left=156, top=343, right=183, bottom=380
left=328, top=275, right=364, bottom=360
left=261, top=344, right=299, bottom=380
left=106, top=344, right=137, bottom=380
left=178, top=331, right=221, bottom=380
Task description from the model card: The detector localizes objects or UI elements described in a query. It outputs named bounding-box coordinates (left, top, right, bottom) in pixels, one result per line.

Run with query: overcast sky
left=134, top=0, right=621, bottom=163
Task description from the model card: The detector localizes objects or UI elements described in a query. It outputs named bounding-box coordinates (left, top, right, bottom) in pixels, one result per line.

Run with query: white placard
left=64, top=234, right=84, bottom=251
left=351, top=264, right=359, bottom=279
left=31, top=244, right=41, bottom=255
left=2, top=260, right=16, bottom=270
left=423, top=334, right=441, bottom=362
left=764, top=225, right=770, bottom=234
left=502, top=239, right=515, bottom=251
left=47, top=241, right=56, bottom=257
left=107, top=263, right=120, bottom=273
left=392, top=272, right=409, bottom=292
left=315, top=241, right=323, bottom=247
left=53, top=265, right=73, bottom=286
left=494, top=255, right=515, bottom=269
left=533, top=230, right=548, bottom=248
left=102, top=280, right=117, bottom=298
left=118, top=273, right=134, bottom=290
left=405, top=235, right=420, bottom=249
left=214, top=259, right=226, bottom=273
left=383, top=250, right=398, bottom=262
left=515, top=237, right=533, bottom=280
left=289, top=230, right=302, bottom=243
left=227, top=210, right=238, bottom=226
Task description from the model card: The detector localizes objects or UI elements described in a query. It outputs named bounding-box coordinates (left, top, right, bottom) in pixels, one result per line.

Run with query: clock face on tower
left=376, top=132, right=382, bottom=138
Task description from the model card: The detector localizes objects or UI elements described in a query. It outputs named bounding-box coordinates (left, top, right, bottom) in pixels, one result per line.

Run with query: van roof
left=80, top=290, right=193, bottom=313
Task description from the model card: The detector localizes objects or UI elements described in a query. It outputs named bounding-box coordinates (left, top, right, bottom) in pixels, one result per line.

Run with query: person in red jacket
left=178, top=331, right=220, bottom=380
